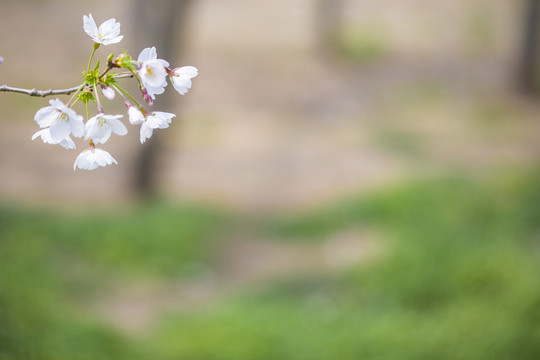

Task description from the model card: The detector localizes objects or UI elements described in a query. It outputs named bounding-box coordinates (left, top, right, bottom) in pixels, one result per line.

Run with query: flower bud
left=141, top=88, right=154, bottom=106
left=100, top=84, right=115, bottom=100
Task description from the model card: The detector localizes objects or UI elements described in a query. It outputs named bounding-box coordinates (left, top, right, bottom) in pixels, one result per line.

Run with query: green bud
left=78, top=89, right=96, bottom=104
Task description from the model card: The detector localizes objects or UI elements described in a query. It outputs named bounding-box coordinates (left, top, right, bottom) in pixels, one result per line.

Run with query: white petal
left=92, top=150, right=108, bottom=166
left=92, top=127, right=111, bottom=144
left=99, top=18, right=120, bottom=37
left=140, top=123, right=153, bottom=143
left=101, top=35, right=123, bottom=45
left=95, top=148, right=117, bottom=165
left=101, top=86, right=115, bottom=100
left=145, top=115, right=164, bottom=129
left=49, top=121, right=71, bottom=141
left=172, top=78, right=192, bottom=95
left=32, top=129, right=53, bottom=143
left=139, top=60, right=167, bottom=88
left=128, top=107, right=145, bottom=125
left=70, top=118, right=85, bottom=138
left=154, top=111, right=176, bottom=122
left=58, top=137, right=76, bottom=149
left=83, top=14, right=98, bottom=39
left=145, top=84, right=166, bottom=100
left=137, top=47, right=156, bottom=62
left=175, top=66, right=198, bottom=78
left=74, top=151, right=91, bottom=170
left=34, top=106, right=57, bottom=128
left=109, top=118, right=128, bottom=136
left=64, top=107, right=82, bottom=122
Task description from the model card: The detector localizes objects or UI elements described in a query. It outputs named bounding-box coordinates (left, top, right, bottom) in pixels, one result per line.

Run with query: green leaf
left=78, top=90, right=96, bottom=104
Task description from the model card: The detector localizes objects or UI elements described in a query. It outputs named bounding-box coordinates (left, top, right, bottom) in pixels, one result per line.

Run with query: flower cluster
left=32, top=14, right=198, bottom=170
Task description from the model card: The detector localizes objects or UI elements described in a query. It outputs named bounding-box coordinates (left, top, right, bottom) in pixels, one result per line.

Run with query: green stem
left=67, top=83, right=87, bottom=108
left=112, top=83, right=145, bottom=114
left=86, top=45, right=98, bottom=74
left=129, top=69, right=144, bottom=89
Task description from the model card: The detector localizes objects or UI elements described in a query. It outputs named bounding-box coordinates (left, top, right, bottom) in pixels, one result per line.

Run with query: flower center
left=58, top=111, right=68, bottom=122
left=98, top=118, right=107, bottom=127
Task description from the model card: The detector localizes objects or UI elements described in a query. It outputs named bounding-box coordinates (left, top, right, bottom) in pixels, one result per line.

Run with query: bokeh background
left=2, top=0, right=540, bottom=359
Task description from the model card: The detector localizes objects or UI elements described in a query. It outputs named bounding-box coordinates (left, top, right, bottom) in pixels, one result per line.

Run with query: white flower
left=83, top=14, right=123, bottom=45
left=74, top=148, right=117, bottom=170
left=84, top=113, right=127, bottom=144
left=34, top=98, right=84, bottom=140
left=140, top=123, right=154, bottom=144
left=32, top=129, right=76, bottom=149
left=127, top=105, right=145, bottom=125
left=139, top=111, right=175, bottom=143
left=137, top=47, right=169, bottom=100
left=101, top=85, right=115, bottom=100
left=170, top=66, right=198, bottom=95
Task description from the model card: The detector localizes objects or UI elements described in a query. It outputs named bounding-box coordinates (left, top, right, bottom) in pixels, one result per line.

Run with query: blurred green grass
left=0, top=202, right=227, bottom=360
left=3, top=170, right=540, bottom=359
left=335, top=25, right=390, bottom=63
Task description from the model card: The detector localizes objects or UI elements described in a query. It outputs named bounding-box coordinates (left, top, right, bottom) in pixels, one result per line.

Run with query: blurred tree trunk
left=132, top=0, right=194, bottom=198
left=518, top=0, right=540, bottom=93
left=315, top=0, right=344, bottom=57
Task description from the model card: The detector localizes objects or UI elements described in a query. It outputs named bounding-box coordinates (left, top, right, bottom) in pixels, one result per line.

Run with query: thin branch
left=0, top=84, right=84, bottom=97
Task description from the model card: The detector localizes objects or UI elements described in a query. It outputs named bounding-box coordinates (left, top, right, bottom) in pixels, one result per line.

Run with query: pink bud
left=100, top=84, right=115, bottom=100
left=141, top=88, right=154, bottom=106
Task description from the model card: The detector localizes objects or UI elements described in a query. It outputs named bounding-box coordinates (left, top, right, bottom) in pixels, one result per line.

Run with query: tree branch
left=0, top=84, right=83, bottom=97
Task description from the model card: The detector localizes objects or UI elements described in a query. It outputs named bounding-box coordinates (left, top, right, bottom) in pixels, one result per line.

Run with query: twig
left=0, top=84, right=83, bottom=97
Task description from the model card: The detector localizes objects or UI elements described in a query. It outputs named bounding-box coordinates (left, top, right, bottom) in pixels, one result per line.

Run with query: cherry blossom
left=139, top=111, right=175, bottom=143
left=137, top=47, right=169, bottom=100
left=100, top=85, right=115, bottom=100
left=0, top=13, right=200, bottom=171
left=34, top=98, right=84, bottom=141
left=170, top=66, right=198, bottom=95
left=74, top=147, right=117, bottom=170
left=83, top=14, right=123, bottom=45
left=32, top=129, right=76, bottom=149
left=84, top=114, right=127, bottom=144
left=126, top=104, right=145, bottom=125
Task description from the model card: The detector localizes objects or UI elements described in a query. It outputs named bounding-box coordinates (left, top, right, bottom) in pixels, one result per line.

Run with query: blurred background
left=2, top=0, right=540, bottom=358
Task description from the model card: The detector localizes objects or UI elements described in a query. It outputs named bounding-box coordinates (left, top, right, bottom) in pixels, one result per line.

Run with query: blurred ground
left=1, top=0, right=539, bottom=211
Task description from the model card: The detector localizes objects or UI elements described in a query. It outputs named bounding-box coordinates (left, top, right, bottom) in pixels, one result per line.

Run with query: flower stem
left=67, top=83, right=87, bottom=107
left=99, top=65, right=113, bottom=81
left=87, top=46, right=98, bottom=74
left=112, top=83, right=145, bottom=113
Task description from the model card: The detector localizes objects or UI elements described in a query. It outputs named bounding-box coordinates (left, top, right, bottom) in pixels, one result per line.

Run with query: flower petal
left=99, top=18, right=120, bottom=37
left=137, top=47, right=157, bottom=62
left=58, top=137, right=76, bottom=150
left=34, top=106, right=58, bottom=128
left=83, top=14, right=98, bottom=39
left=128, top=107, right=145, bottom=125
left=101, top=85, right=116, bottom=100
left=140, top=123, right=153, bottom=144
left=101, top=35, right=123, bottom=45
left=109, top=118, right=128, bottom=136
left=176, top=66, right=198, bottom=78
left=49, top=120, right=71, bottom=141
